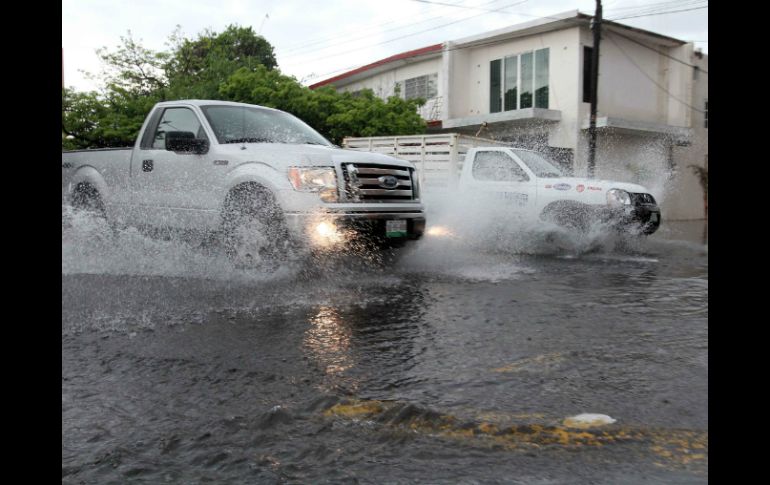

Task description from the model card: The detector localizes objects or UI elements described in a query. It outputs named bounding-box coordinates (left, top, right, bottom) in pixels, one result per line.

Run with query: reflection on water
left=304, top=306, right=354, bottom=377
left=298, top=283, right=431, bottom=397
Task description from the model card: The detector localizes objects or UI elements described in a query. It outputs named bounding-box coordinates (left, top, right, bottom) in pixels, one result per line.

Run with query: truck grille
left=341, top=163, right=416, bottom=201
left=631, top=193, right=657, bottom=205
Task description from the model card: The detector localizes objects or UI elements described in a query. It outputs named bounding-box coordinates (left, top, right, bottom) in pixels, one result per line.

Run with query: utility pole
left=587, top=0, right=602, bottom=178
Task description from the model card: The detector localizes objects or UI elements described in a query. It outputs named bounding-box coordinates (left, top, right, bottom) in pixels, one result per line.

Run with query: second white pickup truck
left=459, top=147, right=661, bottom=234
left=344, top=136, right=662, bottom=236
left=62, top=100, right=426, bottom=267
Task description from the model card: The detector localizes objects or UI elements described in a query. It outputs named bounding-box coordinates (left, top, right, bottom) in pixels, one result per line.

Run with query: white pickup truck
left=459, top=147, right=661, bottom=235
left=62, top=100, right=426, bottom=267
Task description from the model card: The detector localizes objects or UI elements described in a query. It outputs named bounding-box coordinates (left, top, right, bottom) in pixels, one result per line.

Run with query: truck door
left=466, top=149, right=536, bottom=215
left=132, top=106, right=219, bottom=229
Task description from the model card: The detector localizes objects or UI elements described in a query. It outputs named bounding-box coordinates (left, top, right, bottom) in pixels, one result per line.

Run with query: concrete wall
left=595, top=31, right=691, bottom=128
left=444, top=41, right=470, bottom=120
left=668, top=52, right=708, bottom=220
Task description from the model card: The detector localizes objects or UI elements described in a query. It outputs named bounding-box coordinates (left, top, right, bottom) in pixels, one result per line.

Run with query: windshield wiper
left=223, top=137, right=271, bottom=144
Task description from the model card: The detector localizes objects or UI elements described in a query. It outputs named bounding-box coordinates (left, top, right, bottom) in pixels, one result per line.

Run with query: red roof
left=309, top=43, right=443, bottom=89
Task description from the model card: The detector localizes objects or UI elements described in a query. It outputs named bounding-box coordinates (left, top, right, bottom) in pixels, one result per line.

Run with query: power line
left=305, top=8, right=707, bottom=85
left=606, top=32, right=705, bottom=114
left=283, top=0, right=529, bottom=66
left=290, top=1, right=705, bottom=66
left=280, top=0, right=505, bottom=59
left=280, top=18, right=404, bottom=52
left=305, top=13, right=575, bottom=83
left=301, top=15, right=570, bottom=82
left=605, top=0, right=704, bottom=12
left=608, top=4, right=708, bottom=20
left=408, top=0, right=528, bottom=13
left=605, top=0, right=706, bottom=17
left=281, top=0, right=524, bottom=62
left=279, top=0, right=486, bottom=54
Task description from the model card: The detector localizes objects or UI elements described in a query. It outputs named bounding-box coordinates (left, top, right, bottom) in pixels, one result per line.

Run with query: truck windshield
left=200, top=105, right=332, bottom=146
left=512, top=150, right=563, bottom=178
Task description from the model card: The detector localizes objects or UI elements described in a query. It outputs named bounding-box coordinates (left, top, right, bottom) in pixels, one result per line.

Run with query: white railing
left=343, top=133, right=511, bottom=190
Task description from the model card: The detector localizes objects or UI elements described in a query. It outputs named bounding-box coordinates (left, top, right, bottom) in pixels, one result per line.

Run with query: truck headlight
left=411, top=169, right=421, bottom=199
left=288, top=167, right=338, bottom=202
left=606, top=188, right=631, bottom=206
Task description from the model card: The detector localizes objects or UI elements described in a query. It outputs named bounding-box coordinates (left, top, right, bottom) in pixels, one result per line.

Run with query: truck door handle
left=142, top=159, right=153, bottom=172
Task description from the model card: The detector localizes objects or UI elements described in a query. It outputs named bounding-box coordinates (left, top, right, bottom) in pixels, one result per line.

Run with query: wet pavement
left=62, top=214, right=708, bottom=484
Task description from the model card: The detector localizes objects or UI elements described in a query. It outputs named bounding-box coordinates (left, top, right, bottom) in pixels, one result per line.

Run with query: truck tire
left=222, top=185, right=289, bottom=271
left=71, top=183, right=106, bottom=218
left=540, top=202, right=592, bottom=234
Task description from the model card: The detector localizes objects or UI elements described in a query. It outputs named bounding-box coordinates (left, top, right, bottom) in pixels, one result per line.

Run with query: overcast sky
left=62, top=0, right=708, bottom=92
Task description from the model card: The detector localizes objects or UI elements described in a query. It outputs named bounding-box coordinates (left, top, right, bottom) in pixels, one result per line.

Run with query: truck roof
left=154, top=99, right=280, bottom=111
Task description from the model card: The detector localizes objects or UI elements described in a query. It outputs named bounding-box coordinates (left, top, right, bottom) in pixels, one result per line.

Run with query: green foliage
left=62, top=88, right=162, bottom=148
left=92, top=31, right=170, bottom=96
left=63, top=25, right=426, bottom=149
left=165, top=25, right=277, bottom=99
left=219, top=67, right=426, bottom=144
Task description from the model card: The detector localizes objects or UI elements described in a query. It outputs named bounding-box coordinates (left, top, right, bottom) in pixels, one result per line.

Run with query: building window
left=490, top=60, right=502, bottom=112
left=504, top=56, right=518, bottom=110
left=704, top=99, right=708, bottom=129
left=583, top=46, right=593, bottom=103
left=535, top=48, right=549, bottom=109
left=403, top=73, right=438, bottom=100
left=490, top=47, right=549, bottom=113
left=520, top=52, right=533, bottom=109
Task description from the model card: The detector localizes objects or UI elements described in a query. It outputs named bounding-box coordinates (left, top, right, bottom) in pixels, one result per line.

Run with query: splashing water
left=62, top=188, right=697, bottom=285
left=62, top=205, right=300, bottom=282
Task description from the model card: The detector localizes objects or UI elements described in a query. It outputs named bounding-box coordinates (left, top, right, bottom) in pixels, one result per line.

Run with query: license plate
left=386, top=219, right=407, bottom=237
left=650, top=213, right=659, bottom=223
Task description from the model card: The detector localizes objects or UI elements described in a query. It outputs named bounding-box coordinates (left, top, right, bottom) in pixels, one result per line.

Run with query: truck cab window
left=472, top=151, right=529, bottom=182
left=201, top=105, right=331, bottom=146
left=152, top=108, right=207, bottom=149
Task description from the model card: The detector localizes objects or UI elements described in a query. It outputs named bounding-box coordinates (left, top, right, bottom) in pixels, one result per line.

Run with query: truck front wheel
left=222, top=185, right=289, bottom=271
left=540, top=202, right=592, bottom=234
left=71, top=183, right=105, bottom=218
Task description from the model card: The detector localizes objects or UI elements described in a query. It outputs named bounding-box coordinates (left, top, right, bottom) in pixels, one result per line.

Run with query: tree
left=63, top=25, right=426, bottom=149
left=166, top=25, right=277, bottom=99
left=90, top=31, right=169, bottom=96
left=219, top=67, right=426, bottom=144
left=62, top=88, right=162, bottom=148
left=323, top=89, right=427, bottom=144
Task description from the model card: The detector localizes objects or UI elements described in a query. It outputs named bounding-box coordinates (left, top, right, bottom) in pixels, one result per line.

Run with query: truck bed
left=62, top=148, right=134, bottom=205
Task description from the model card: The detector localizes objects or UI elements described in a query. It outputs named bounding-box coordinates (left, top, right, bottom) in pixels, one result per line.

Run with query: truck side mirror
left=166, top=131, right=209, bottom=154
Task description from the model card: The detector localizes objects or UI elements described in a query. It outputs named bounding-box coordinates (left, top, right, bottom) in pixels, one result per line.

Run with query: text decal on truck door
left=495, top=192, right=528, bottom=207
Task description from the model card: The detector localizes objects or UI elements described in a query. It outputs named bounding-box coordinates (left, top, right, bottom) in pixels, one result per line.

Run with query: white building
left=310, top=11, right=708, bottom=220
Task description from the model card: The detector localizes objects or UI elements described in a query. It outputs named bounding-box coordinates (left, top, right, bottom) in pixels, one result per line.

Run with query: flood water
left=62, top=212, right=708, bottom=484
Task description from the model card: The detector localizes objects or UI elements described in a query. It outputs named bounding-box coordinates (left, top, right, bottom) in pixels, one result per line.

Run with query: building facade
left=310, top=11, right=708, bottom=220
